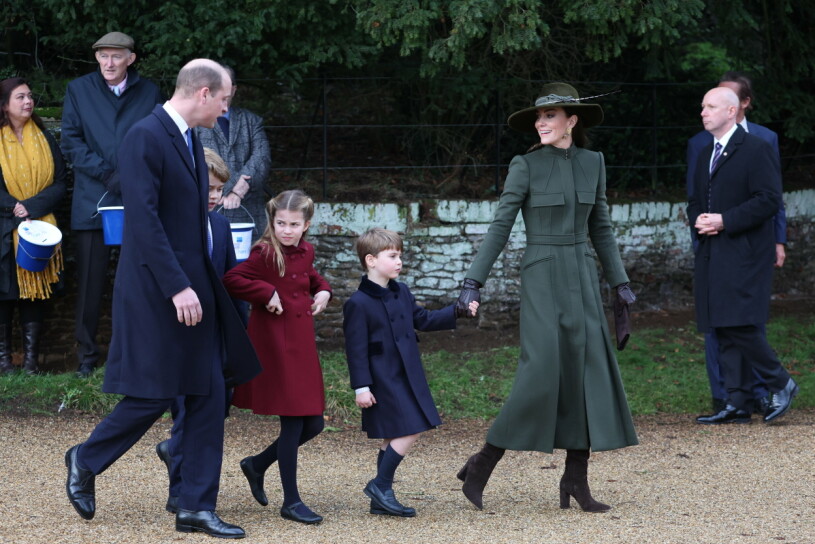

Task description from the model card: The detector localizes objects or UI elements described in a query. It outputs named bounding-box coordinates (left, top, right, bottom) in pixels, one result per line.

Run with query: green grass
left=1, top=317, right=812, bottom=420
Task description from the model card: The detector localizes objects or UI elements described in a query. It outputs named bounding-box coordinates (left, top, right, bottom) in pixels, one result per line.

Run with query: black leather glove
left=613, top=283, right=636, bottom=350
left=455, top=278, right=481, bottom=318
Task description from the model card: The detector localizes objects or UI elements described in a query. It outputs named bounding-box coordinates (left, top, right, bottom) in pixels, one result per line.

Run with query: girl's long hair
left=255, top=189, right=315, bottom=277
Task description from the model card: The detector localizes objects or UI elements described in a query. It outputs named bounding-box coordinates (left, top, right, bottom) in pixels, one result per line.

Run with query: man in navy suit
left=685, top=72, right=787, bottom=414
left=65, top=59, right=261, bottom=539
left=688, top=87, right=797, bottom=425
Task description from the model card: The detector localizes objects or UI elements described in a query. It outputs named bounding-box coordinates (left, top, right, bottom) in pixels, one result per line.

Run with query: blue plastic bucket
left=98, top=206, right=124, bottom=245
left=230, top=223, right=255, bottom=262
left=17, top=220, right=62, bottom=272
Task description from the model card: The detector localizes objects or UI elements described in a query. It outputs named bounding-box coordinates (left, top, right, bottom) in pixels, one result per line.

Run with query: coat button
left=293, top=292, right=299, bottom=298
left=306, top=310, right=312, bottom=316
left=292, top=273, right=298, bottom=279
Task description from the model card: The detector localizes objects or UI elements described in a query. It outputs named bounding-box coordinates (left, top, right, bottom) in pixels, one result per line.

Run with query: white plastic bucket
left=17, top=220, right=63, bottom=272
left=216, top=205, right=256, bottom=262
left=230, top=222, right=255, bottom=261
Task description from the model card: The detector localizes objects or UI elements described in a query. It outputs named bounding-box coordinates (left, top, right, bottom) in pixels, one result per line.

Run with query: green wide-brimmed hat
left=507, top=82, right=605, bottom=134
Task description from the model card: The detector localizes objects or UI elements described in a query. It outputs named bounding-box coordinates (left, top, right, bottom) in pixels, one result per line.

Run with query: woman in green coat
left=455, top=83, right=638, bottom=513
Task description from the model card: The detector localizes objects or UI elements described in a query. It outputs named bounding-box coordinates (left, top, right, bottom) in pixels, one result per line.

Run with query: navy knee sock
left=373, top=445, right=403, bottom=491
left=254, top=414, right=323, bottom=474
left=376, top=447, right=385, bottom=470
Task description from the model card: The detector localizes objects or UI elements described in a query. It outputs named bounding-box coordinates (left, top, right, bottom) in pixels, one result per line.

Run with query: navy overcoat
left=687, top=125, right=782, bottom=331
left=103, top=105, right=260, bottom=398
left=343, top=276, right=456, bottom=438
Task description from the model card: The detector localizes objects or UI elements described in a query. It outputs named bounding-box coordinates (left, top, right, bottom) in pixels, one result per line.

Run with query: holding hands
left=455, top=278, right=482, bottom=318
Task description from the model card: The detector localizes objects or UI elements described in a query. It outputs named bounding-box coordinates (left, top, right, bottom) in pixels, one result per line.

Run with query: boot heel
left=456, top=459, right=470, bottom=481
left=559, top=488, right=571, bottom=509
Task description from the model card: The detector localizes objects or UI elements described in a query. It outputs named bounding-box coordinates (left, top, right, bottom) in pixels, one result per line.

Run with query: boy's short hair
left=204, top=147, right=230, bottom=183
left=355, top=228, right=403, bottom=270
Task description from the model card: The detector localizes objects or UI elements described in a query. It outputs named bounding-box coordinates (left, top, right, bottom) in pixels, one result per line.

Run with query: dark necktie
left=185, top=129, right=195, bottom=165
left=709, top=142, right=723, bottom=174
left=217, top=116, right=230, bottom=141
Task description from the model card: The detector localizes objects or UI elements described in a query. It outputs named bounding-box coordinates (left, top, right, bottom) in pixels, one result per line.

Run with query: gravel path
left=2, top=410, right=813, bottom=544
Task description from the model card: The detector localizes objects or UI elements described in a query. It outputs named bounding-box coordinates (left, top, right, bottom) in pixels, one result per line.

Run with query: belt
left=526, top=232, right=588, bottom=245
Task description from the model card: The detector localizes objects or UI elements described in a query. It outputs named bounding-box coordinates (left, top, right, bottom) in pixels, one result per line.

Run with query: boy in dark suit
left=154, top=147, right=248, bottom=514
left=343, top=228, right=478, bottom=517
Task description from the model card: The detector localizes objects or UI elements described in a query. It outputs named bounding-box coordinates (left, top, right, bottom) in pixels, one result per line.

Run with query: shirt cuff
left=354, top=387, right=370, bottom=395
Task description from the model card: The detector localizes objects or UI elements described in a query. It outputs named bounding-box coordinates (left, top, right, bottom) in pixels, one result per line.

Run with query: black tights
left=0, top=299, right=44, bottom=326
left=253, top=415, right=324, bottom=506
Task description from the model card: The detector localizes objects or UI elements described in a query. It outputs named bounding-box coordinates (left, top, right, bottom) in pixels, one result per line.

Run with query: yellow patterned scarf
left=0, top=120, right=62, bottom=299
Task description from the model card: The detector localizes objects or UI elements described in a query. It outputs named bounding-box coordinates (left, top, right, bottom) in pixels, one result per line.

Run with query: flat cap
left=92, top=32, right=135, bottom=51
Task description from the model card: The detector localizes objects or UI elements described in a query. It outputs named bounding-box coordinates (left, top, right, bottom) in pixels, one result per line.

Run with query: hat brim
left=507, top=103, right=604, bottom=133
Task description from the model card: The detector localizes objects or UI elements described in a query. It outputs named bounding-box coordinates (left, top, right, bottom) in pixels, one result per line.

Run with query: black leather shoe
left=156, top=440, right=172, bottom=473
left=696, top=405, right=751, bottom=425
left=65, top=444, right=96, bottom=520
left=166, top=496, right=179, bottom=514
left=364, top=480, right=416, bottom=517
left=764, top=378, right=799, bottom=423
left=176, top=509, right=245, bottom=539
left=753, top=396, right=771, bottom=415
left=239, top=457, right=268, bottom=506
left=280, top=501, right=323, bottom=524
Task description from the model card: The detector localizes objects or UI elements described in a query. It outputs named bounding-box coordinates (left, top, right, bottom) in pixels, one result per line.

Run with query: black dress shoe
left=696, top=405, right=752, bottom=425
left=239, top=457, right=268, bottom=506
left=363, top=480, right=416, bottom=517
left=166, top=496, right=179, bottom=514
left=711, top=397, right=727, bottom=413
left=65, top=444, right=96, bottom=520
left=764, top=378, right=799, bottom=422
left=176, top=509, right=245, bottom=539
left=753, top=395, right=771, bottom=415
left=156, top=440, right=172, bottom=473
left=280, top=501, right=323, bottom=524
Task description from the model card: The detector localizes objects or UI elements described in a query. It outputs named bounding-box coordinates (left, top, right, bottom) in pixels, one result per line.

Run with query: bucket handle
left=214, top=204, right=256, bottom=226
left=92, top=191, right=117, bottom=218
left=17, top=240, right=60, bottom=261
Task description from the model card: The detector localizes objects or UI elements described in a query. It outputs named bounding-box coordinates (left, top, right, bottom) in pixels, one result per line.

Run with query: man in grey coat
left=196, top=66, right=271, bottom=240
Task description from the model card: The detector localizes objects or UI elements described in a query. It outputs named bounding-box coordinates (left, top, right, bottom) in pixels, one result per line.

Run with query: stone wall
left=33, top=189, right=815, bottom=369
left=309, top=190, right=815, bottom=340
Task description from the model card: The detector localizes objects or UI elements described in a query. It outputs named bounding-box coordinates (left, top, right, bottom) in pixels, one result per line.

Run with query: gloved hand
left=456, top=278, right=482, bottom=317
left=455, top=278, right=481, bottom=318
left=613, top=283, right=636, bottom=350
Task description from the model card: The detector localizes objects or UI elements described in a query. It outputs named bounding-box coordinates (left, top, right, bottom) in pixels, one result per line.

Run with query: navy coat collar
left=358, top=275, right=398, bottom=298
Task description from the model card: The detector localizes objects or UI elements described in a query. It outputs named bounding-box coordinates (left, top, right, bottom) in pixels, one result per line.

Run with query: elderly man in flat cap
left=61, top=31, right=163, bottom=378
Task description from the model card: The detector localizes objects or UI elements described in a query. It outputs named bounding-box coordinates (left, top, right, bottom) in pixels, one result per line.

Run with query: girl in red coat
left=223, top=190, right=331, bottom=525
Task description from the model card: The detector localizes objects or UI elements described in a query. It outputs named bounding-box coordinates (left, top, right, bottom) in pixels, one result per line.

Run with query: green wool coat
left=467, top=145, right=638, bottom=453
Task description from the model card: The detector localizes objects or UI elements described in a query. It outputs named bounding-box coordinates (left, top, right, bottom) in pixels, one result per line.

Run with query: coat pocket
left=530, top=192, right=565, bottom=207
left=522, top=254, right=554, bottom=270
left=576, top=191, right=596, bottom=204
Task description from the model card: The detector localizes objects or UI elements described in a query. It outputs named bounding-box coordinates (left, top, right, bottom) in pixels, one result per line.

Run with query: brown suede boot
left=457, top=442, right=505, bottom=510
left=559, top=449, right=610, bottom=512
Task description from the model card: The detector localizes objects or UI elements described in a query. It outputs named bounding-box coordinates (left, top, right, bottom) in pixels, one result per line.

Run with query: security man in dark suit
left=64, top=59, right=261, bottom=539
left=688, top=87, right=797, bottom=425
left=686, top=71, right=787, bottom=414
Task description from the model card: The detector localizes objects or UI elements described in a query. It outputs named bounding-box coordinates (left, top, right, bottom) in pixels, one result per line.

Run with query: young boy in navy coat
left=155, top=147, right=248, bottom=513
left=343, top=228, right=478, bottom=517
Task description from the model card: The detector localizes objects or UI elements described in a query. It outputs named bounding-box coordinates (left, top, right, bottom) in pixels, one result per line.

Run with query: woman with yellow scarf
left=0, top=78, right=66, bottom=375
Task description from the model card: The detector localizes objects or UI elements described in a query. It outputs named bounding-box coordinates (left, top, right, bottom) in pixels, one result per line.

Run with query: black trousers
left=74, top=230, right=111, bottom=367
left=715, top=324, right=790, bottom=411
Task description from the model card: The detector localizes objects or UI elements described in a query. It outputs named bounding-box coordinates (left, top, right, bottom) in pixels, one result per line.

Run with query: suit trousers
left=76, top=351, right=227, bottom=511
left=74, top=230, right=112, bottom=367
left=704, top=329, right=769, bottom=401
left=715, top=324, right=789, bottom=412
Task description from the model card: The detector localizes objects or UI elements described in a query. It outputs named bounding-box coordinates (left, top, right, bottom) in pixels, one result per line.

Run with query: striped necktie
left=709, top=142, right=723, bottom=174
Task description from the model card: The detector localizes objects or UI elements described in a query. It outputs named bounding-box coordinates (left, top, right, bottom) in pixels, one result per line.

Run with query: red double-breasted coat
left=223, top=240, right=331, bottom=416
